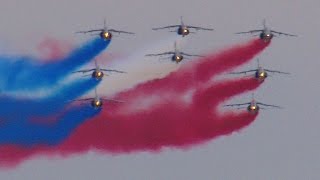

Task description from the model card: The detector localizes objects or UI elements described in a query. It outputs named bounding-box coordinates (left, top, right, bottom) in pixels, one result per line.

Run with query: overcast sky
left=0, top=0, right=319, bottom=179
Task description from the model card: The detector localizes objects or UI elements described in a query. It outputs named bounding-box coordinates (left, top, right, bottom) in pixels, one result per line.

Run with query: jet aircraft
left=72, top=59, right=126, bottom=80
left=73, top=88, right=123, bottom=109
left=230, top=59, right=290, bottom=82
left=76, top=19, right=134, bottom=40
left=224, top=94, right=282, bottom=114
left=236, top=19, right=297, bottom=42
left=152, top=16, right=214, bottom=37
left=145, top=41, right=204, bottom=63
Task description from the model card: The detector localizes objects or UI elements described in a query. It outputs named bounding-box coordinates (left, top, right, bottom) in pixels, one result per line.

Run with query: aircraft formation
left=74, top=17, right=296, bottom=113
left=224, top=18, right=296, bottom=113
left=0, top=17, right=299, bottom=165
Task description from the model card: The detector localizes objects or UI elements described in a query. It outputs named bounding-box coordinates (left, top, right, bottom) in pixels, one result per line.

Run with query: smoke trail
left=98, top=35, right=186, bottom=96
left=0, top=78, right=100, bottom=121
left=0, top=37, right=110, bottom=92
left=0, top=38, right=269, bottom=167
left=0, top=78, right=260, bottom=168
left=60, top=77, right=261, bottom=151
left=192, top=77, right=262, bottom=108
left=0, top=105, right=101, bottom=147
left=114, top=38, right=270, bottom=100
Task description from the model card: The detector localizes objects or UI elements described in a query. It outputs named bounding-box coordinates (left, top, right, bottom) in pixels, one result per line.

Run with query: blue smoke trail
left=0, top=37, right=110, bottom=92
left=0, top=78, right=100, bottom=121
left=0, top=105, right=101, bottom=147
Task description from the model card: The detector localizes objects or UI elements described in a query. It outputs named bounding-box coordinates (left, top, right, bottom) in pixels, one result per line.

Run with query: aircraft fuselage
left=259, top=32, right=273, bottom=42
left=255, top=68, right=268, bottom=81
left=92, top=70, right=104, bottom=80
left=247, top=103, right=259, bottom=114
left=172, top=54, right=183, bottom=63
left=177, top=26, right=189, bottom=36
left=91, top=99, right=103, bottom=108
left=100, top=31, right=112, bottom=40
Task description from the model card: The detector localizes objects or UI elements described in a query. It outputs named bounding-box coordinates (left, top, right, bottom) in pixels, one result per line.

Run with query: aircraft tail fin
left=103, top=18, right=107, bottom=31
left=251, top=93, right=256, bottom=102
left=94, top=88, right=98, bottom=99
left=262, top=19, right=266, bottom=29
left=180, top=16, right=184, bottom=26
left=174, top=41, right=179, bottom=53
left=94, top=59, right=100, bottom=70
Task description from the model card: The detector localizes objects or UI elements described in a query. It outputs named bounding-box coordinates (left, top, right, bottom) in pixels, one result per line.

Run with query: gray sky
left=0, top=0, right=319, bottom=179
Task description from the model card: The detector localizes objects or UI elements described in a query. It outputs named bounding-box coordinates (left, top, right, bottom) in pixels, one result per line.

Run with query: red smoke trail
left=0, top=38, right=269, bottom=167
left=61, top=77, right=261, bottom=152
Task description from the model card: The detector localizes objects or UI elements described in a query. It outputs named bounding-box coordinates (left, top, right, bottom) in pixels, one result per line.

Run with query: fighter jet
left=145, top=41, right=204, bottom=63
left=73, top=88, right=123, bottom=109
left=152, top=16, right=214, bottom=37
left=72, top=59, right=126, bottom=80
left=236, top=19, right=297, bottom=42
left=229, top=58, right=290, bottom=82
left=224, top=94, right=282, bottom=114
left=76, top=19, right=134, bottom=40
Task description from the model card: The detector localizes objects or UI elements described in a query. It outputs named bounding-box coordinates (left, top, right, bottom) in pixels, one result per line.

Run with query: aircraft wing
left=265, top=69, right=290, bottom=74
left=235, top=30, right=263, bottom=34
left=100, top=68, right=126, bottom=73
left=73, top=98, right=93, bottom=102
left=145, top=52, right=174, bottom=56
left=187, top=26, right=214, bottom=31
left=257, top=102, right=283, bottom=109
left=271, top=30, right=297, bottom=37
left=229, top=69, right=256, bottom=74
left=152, top=25, right=180, bottom=30
left=235, top=106, right=248, bottom=110
left=169, top=30, right=195, bottom=34
left=109, top=29, right=135, bottom=34
left=224, top=102, right=250, bottom=107
left=180, top=52, right=204, bottom=57
left=72, top=68, right=95, bottom=73
left=76, top=29, right=104, bottom=34
left=100, top=98, right=124, bottom=103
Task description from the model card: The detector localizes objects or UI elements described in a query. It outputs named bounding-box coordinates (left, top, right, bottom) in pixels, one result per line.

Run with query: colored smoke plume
left=0, top=37, right=110, bottom=91
left=0, top=38, right=269, bottom=167
left=63, top=77, right=262, bottom=152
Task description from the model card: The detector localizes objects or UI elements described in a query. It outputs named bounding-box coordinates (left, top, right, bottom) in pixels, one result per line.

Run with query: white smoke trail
left=96, top=35, right=191, bottom=96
